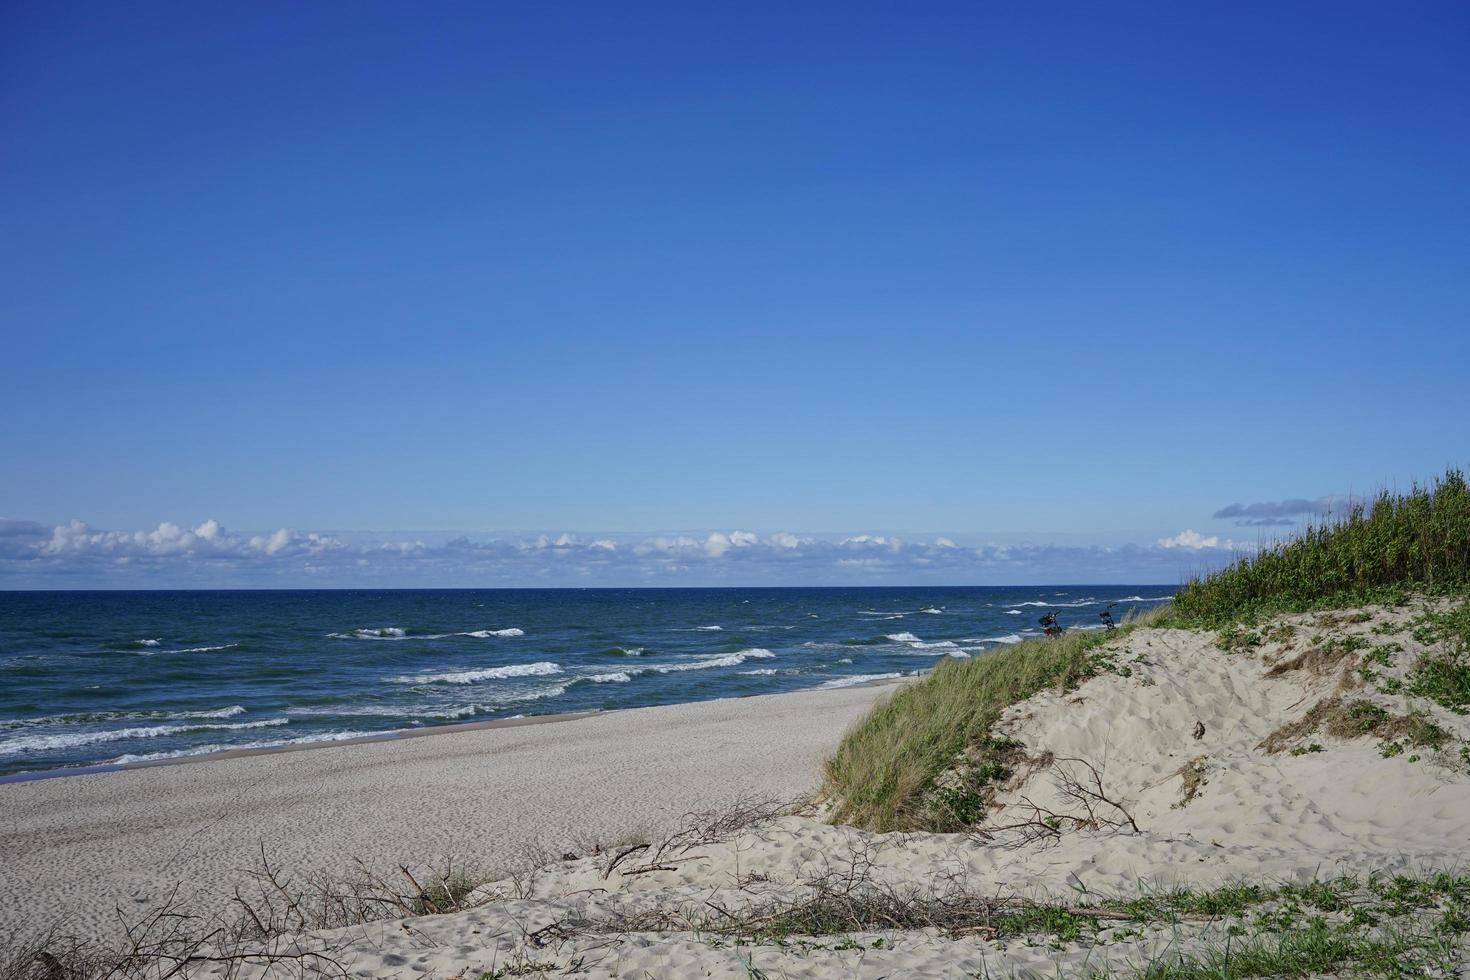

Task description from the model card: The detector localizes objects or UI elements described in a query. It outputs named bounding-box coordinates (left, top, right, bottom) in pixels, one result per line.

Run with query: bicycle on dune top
left=1038, top=611, right=1065, bottom=637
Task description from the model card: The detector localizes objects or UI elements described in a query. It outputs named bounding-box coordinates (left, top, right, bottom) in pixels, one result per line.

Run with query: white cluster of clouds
left=0, top=517, right=1252, bottom=588
left=33, top=519, right=346, bottom=560
left=1155, top=529, right=1250, bottom=551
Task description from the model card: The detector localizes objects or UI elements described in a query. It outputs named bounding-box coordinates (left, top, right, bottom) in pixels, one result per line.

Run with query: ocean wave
left=947, top=651, right=971, bottom=659
left=818, top=673, right=901, bottom=690
left=431, top=705, right=481, bottom=720
left=286, top=704, right=420, bottom=718
left=1005, top=609, right=1023, bottom=615
left=584, top=671, right=633, bottom=684
left=884, top=632, right=959, bottom=653
left=739, top=668, right=778, bottom=676
left=1115, top=595, right=1172, bottom=602
left=502, top=684, right=569, bottom=704
left=920, top=607, right=943, bottom=614
left=0, top=718, right=289, bottom=756
left=142, top=643, right=240, bottom=656
left=613, top=647, right=644, bottom=656
left=0, top=705, right=249, bottom=730
left=393, top=661, right=563, bottom=685
left=330, top=626, right=524, bottom=641
left=959, top=634, right=1023, bottom=645
left=685, top=625, right=723, bottom=631
left=645, top=649, right=776, bottom=674
left=108, top=729, right=388, bottom=765
left=1011, top=600, right=1098, bottom=608
left=133, top=639, right=161, bottom=647
left=329, top=627, right=408, bottom=639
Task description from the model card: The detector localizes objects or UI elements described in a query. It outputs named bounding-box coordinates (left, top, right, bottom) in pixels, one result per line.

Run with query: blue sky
left=2, top=2, right=1467, bottom=587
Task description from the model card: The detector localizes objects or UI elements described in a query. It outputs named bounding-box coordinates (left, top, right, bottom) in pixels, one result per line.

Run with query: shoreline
left=0, top=676, right=907, bottom=786
left=0, top=679, right=898, bottom=942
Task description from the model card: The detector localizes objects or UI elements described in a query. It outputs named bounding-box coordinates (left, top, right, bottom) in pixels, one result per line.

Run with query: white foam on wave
left=136, top=639, right=161, bottom=647
left=960, top=634, right=1023, bottom=645
left=143, top=643, right=240, bottom=656
left=1115, top=595, right=1172, bottom=602
left=948, top=651, right=972, bottom=659
left=585, top=671, right=633, bottom=684
left=1012, top=599, right=1098, bottom=608
left=689, top=625, right=723, bottom=631
left=615, top=647, right=644, bottom=656
left=329, top=627, right=408, bottom=640
left=739, top=668, right=778, bottom=676
left=819, top=673, right=901, bottom=689
left=502, top=684, right=568, bottom=704
left=646, top=649, right=775, bottom=674
left=0, top=718, right=289, bottom=756
left=330, top=626, right=523, bottom=641
left=393, top=661, right=562, bottom=685
left=108, top=729, right=387, bottom=765
left=1, top=704, right=248, bottom=730
left=885, top=632, right=959, bottom=653
left=920, top=607, right=943, bottom=614
left=287, top=704, right=419, bottom=718
left=1005, top=609, right=1023, bottom=615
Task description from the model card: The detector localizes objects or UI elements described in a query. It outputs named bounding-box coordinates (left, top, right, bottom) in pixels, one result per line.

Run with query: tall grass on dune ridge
left=822, top=624, right=1141, bottom=832
left=1173, top=468, right=1470, bottom=623
left=826, top=467, right=1470, bottom=832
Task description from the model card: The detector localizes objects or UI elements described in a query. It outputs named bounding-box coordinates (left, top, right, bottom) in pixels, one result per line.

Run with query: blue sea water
left=0, top=587, right=1172, bottom=777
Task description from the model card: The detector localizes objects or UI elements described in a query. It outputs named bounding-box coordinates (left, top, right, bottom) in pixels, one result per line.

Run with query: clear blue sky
left=2, top=2, right=1467, bottom=586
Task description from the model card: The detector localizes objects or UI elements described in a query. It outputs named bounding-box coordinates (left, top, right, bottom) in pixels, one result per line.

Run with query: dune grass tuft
left=1172, top=467, right=1470, bottom=623
left=822, top=627, right=1127, bottom=831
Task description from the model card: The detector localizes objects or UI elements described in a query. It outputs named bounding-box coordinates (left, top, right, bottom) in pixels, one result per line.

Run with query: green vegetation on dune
left=825, top=467, right=1470, bottom=834
left=822, top=626, right=1128, bottom=831
left=1172, top=468, right=1470, bottom=623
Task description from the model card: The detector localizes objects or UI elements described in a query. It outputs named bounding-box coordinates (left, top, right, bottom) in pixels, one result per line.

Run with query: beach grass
left=1171, top=467, right=1470, bottom=623
left=822, top=622, right=1144, bottom=832
left=826, top=467, right=1470, bottom=834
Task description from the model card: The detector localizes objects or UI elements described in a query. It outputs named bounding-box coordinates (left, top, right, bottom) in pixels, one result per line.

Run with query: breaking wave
left=108, top=729, right=388, bottom=765
left=331, top=627, right=524, bottom=641
left=819, top=673, right=901, bottom=689
left=0, top=705, right=248, bottom=730
left=393, top=662, right=563, bottom=685
left=0, top=717, right=289, bottom=756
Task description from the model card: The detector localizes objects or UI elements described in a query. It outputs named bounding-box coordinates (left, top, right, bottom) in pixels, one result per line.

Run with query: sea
left=0, top=587, right=1173, bottom=778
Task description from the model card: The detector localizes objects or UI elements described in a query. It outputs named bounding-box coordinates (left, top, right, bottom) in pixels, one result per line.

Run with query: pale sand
left=0, top=683, right=894, bottom=942
left=211, top=601, right=1470, bottom=977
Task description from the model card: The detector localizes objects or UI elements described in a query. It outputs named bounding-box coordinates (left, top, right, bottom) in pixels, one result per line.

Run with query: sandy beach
left=0, top=683, right=894, bottom=943
left=146, top=599, right=1470, bottom=978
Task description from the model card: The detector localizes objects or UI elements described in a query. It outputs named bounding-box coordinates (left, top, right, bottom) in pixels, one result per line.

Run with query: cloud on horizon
left=0, top=517, right=1254, bottom=588
left=1211, top=496, right=1357, bottom=527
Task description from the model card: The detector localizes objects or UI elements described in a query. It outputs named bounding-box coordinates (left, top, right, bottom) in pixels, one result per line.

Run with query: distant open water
left=0, top=587, right=1172, bottom=777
